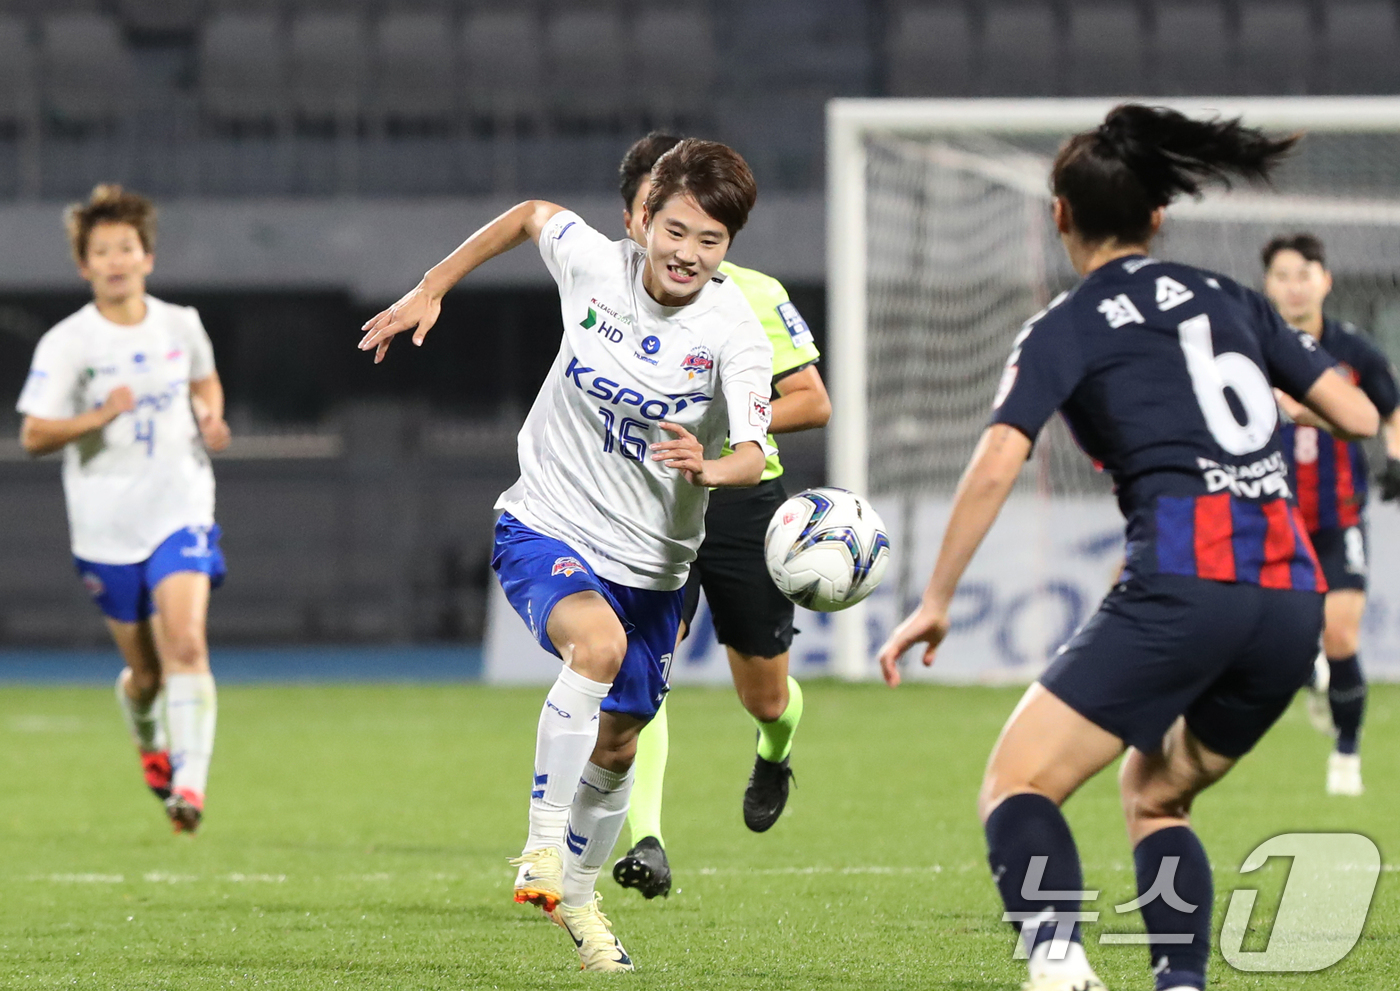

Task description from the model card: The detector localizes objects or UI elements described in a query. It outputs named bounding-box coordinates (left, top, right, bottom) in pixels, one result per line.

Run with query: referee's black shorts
left=681, top=477, right=796, bottom=658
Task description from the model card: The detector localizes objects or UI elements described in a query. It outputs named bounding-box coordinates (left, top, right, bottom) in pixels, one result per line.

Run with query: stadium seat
left=723, top=0, right=870, bottom=96
left=885, top=5, right=974, bottom=97
left=1066, top=1, right=1145, bottom=96
left=115, top=0, right=206, bottom=35
left=1324, top=1, right=1400, bottom=94
left=1238, top=1, right=1315, bottom=95
left=459, top=9, right=543, bottom=126
left=369, top=10, right=456, bottom=133
left=1151, top=1, right=1233, bottom=95
left=199, top=12, right=289, bottom=130
left=981, top=0, right=1061, bottom=97
left=39, top=12, right=135, bottom=129
left=545, top=6, right=631, bottom=126
left=289, top=10, right=368, bottom=128
left=0, top=16, right=38, bottom=130
left=633, top=8, right=716, bottom=125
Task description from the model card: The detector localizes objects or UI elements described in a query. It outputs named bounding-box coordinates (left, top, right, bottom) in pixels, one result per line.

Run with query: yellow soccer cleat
left=510, top=847, right=564, bottom=912
left=549, top=893, right=634, bottom=972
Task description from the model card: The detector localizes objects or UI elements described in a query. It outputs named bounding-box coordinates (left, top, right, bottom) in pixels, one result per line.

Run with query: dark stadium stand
left=0, top=0, right=1395, bottom=199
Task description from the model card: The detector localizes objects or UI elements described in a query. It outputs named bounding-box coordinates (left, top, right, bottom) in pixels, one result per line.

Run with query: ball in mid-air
left=764, top=487, right=890, bottom=612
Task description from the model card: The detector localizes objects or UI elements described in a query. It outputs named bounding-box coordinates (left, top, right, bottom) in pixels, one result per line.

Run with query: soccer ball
left=764, top=487, right=890, bottom=612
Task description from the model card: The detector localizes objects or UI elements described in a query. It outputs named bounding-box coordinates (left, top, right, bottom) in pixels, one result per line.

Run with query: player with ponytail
left=879, top=106, right=1378, bottom=991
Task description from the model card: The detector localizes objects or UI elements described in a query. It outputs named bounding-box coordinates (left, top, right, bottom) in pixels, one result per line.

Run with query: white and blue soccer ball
left=764, top=487, right=890, bottom=612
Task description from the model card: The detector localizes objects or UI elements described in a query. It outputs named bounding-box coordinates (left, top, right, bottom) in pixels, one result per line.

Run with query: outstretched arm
left=20, top=386, right=134, bottom=457
left=875, top=424, right=1031, bottom=685
left=358, top=200, right=565, bottom=363
left=1294, top=369, right=1379, bottom=440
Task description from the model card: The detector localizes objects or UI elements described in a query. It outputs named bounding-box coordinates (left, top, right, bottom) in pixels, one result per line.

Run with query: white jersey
left=17, top=296, right=218, bottom=564
left=496, top=211, right=775, bottom=590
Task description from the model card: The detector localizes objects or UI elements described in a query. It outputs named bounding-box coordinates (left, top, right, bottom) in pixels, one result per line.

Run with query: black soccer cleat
left=743, top=754, right=794, bottom=833
left=612, top=836, right=672, bottom=899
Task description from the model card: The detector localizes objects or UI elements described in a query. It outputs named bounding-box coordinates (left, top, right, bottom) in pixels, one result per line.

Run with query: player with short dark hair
left=358, top=139, right=774, bottom=971
left=878, top=105, right=1377, bottom=991
left=1262, top=232, right=1400, bottom=795
left=610, top=132, right=832, bottom=900
left=18, top=184, right=229, bottom=834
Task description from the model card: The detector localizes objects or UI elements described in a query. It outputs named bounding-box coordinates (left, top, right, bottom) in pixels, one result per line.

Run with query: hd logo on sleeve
left=777, top=302, right=814, bottom=348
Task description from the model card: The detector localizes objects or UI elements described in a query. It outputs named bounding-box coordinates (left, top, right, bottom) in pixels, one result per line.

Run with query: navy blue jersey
left=1280, top=319, right=1399, bottom=532
left=991, top=256, right=1334, bottom=589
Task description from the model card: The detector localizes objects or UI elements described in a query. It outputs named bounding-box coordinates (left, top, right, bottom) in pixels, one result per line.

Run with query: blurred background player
left=356, top=139, right=772, bottom=972
left=877, top=105, right=1378, bottom=991
left=1263, top=233, right=1400, bottom=796
left=610, top=133, right=832, bottom=899
left=16, top=185, right=229, bottom=834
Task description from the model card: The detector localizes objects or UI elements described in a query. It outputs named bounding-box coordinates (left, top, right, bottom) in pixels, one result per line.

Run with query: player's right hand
left=1379, top=457, right=1400, bottom=503
left=102, top=385, right=136, bottom=418
left=358, top=281, right=442, bottom=364
left=875, top=603, right=950, bottom=687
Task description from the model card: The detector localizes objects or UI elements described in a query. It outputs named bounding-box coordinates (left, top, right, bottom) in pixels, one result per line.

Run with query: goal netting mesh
left=832, top=101, right=1400, bottom=681
left=866, top=129, right=1400, bottom=499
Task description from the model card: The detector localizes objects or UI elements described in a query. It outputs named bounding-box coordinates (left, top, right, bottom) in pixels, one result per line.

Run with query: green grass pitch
left=0, top=681, right=1394, bottom=989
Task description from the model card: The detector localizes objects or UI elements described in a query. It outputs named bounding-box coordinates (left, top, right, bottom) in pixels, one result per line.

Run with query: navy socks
left=1328, top=654, right=1366, bottom=755
left=985, top=793, right=1087, bottom=953
left=1131, top=826, right=1212, bottom=991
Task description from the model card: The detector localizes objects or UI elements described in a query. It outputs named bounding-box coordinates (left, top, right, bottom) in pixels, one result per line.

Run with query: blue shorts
left=1040, top=573, right=1322, bottom=758
left=74, top=525, right=227, bottom=624
left=492, top=513, right=681, bottom=721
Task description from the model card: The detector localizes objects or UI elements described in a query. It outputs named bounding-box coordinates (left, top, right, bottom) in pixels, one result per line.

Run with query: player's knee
left=567, top=632, right=628, bottom=683
left=591, top=735, right=638, bottom=773
left=744, top=688, right=788, bottom=724
left=161, top=630, right=209, bottom=673
left=1324, top=626, right=1360, bottom=659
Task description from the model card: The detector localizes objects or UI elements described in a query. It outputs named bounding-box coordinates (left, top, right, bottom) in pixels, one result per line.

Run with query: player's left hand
left=876, top=603, right=951, bottom=687
left=1380, top=457, right=1400, bottom=502
left=652, top=422, right=707, bottom=485
left=358, top=281, right=443, bottom=364
left=198, top=413, right=231, bottom=452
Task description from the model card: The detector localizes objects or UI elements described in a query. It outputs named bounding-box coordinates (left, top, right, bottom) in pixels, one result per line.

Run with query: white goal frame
left=825, top=96, right=1400, bottom=681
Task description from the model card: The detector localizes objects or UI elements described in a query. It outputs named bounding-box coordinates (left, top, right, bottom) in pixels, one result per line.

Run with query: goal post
left=825, top=96, right=1400, bottom=682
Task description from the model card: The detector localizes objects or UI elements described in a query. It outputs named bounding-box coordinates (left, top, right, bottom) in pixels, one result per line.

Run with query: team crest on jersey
left=681, top=346, right=714, bottom=377
left=80, top=571, right=105, bottom=598
left=551, top=556, right=585, bottom=577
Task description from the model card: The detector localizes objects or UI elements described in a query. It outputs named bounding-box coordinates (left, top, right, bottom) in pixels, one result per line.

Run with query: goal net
left=826, top=98, right=1400, bottom=682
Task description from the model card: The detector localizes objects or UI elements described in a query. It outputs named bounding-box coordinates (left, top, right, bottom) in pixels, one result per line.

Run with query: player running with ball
left=611, top=133, right=832, bottom=900
left=17, top=185, right=229, bottom=834
left=357, top=140, right=773, bottom=972
left=878, top=106, right=1377, bottom=991
left=1262, top=233, right=1400, bottom=796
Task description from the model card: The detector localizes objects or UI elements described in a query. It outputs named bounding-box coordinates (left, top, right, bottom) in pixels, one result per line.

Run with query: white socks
left=165, top=672, right=217, bottom=803
left=562, top=762, right=634, bottom=907
left=525, top=666, right=610, bottom=854
left=115, top=669, right=166, bottom=752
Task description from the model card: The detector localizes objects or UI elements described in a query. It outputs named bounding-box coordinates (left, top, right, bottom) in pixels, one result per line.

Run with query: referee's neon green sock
left=756, top=676, right=804, bottom=762
left=625, top=697, right=668, bottom=847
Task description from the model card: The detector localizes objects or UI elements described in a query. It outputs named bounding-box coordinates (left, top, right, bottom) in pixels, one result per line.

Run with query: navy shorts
left=1310, top=523, right=1368, bottom=593
left=74, top=524, right=227, bottom=624
left=1040, top=573, right=1323, bottom=758
left=492, top=513, right=681, bottom=721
